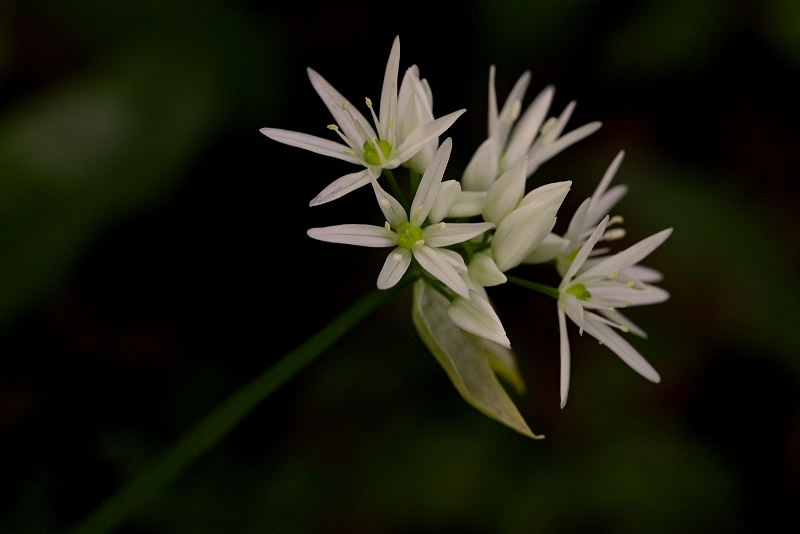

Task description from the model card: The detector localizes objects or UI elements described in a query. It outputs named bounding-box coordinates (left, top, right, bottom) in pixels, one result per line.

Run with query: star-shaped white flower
left=307, top=139, right=494, bottom=298
left=557, top=216, right=672, bottom=408
left=461, top=66, right=602, bottom=192
left=260, top=36, right=465, bottom=206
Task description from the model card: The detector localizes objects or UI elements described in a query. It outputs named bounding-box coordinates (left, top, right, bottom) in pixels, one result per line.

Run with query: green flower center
left=362, top=139, right=391, bottom=166
left=565, top=283, right=591, bottom=300
left=395, top=221, right=423, bottom=249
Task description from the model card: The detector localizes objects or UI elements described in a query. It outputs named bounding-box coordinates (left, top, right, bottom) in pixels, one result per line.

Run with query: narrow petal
left=260, top=128, right=362, bottom=165
left=504, top=85, right=554, bottom=167
left=483, top=157, right=527, bottom=225
left=558, top=307, right=571, bottom=408
left=377, top=247, right=411, bottom=289
left=414, top=245, right=470, bottom=299
left=369, top=178, right=407, bottom=228
left=586, top=184, right=628, bottom=230
left=580, top=228, right=673, bottom=279
left=622, top=264, right=664, bottom=283
left=428, top=180, right=461, bottom=224
left=582, top=312, right=661, bottom=383
left=411, top=138, right=452, bottom=226
left=394, top=109, right=465, bottom=163
left=435, top=247, right=468, bottom=273
left=522, top=233, right=570, bottom=264
left=306, top=68, right=375, bottom=143
left=447, top=291, right=511, bottom=348
left=379, top=36, right=401, bottom=142
left=309, top=168, right=374, bottom=206
left=599, top=308, right=647, bottom=338
left=462, top=137, right=499, bottom=192
left=449, top=191, right=487, bottom=218
left=588, top=150, right=624, bottom=213
left=488, top=65, right=498, bottom=139
left=468, top=252, right=507, bottom=287
left=307, top=224, right=396, bottom=247
left=561, top=216, right=609, bottom=287
left=563, top=197, right=591, bottom=243
left=495, top=70, right=531, bottom=148
left=424, top=222, right=494, bottom=248
left=560, top=293, right=585, bottom=334
left=396, top=65, right=419, bottom=134
left=527, top=121, right=602, bottom=176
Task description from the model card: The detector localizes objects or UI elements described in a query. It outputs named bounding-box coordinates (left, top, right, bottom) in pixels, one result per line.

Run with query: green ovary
left=363, top=139, right=391, bottom=165
left=565, top=283, right=591, bottom=300
left=563, top=247, right=581, bottom=262
left=395, top=222, right=423, bottom=249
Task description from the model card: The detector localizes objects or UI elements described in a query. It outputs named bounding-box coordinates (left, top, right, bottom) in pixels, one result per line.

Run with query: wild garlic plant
left=261, top=36, right=673, bottom=438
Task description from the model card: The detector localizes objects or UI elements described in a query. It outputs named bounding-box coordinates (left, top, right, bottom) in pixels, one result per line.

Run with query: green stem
left=62, top=281, right=410, bottom=534
left=506, top=275, right=560, bottom=299
left=383, top=168, right=409, bottom=211
left=409, top=169, right=422, bottom=200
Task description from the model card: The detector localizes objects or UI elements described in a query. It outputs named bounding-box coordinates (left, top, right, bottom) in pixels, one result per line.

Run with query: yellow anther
left=608, top=307, right=615, bottom=312
left=365, top=97, right=373, bottom=108
left=623, top=301, right=631, bottom=307
left=344, top=150, right=355, bottom=156
left=327, top=124, right=339, bottom=130
left=341, top=101, right=348, bottom=110
left=414, top=205, right=424, bottom=216
left=620, top=326, right=629, bottom=333
left=413, top=239, right=425, bottom=248
left=388, top=118, right=394, bottom=128
left=610, top=215, right=624, bottom=225
left=392, top=253, right=403, bottom=262
left=500, top=100, right=522, bottom=124
left=379, top=198, right=391, bottom=209
left=540, top=117, right=558, bottom=137
left=625, top=280, right=635, bottom=289
left=608, top=272, right=619, bottom=279
left=384, top=221, right=391, bottom=231
left=598, top=340, right=605, bottom=346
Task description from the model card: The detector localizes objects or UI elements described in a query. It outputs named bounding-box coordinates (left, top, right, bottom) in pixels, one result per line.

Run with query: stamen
left=623, top=300, right=631, bottom=307
left=384, top=221, right=391, bottom=231
left=625, top=280, right=635, bottom=289
left=327, top=124, right=338, bottom=130
left=539, top=117, right=558, bottom=143
left=610, top=215, right=624, bottom=225
left=342, top=101, right=348, bottom=110
left=598, top=340, right=604, bottom=346
left=602, top=228, right=626, bottom=241
left=393, top=253, right=403, bottom=262
left=620, top=326, right=629, bottom=333
left=388, top=118, right=394, bottom=128
left=344, top=150, right=355, bottom=156
left=413, top=205, right=424, bottom=216
left=379, top=198, right=391, bottom=209
left=365, top=97, right=373, bottom=108
left=413, top=239, right=425, bottom=247
left=608, top=272, right=619, bottom=279
left=608, top=307, right=615, bottom=311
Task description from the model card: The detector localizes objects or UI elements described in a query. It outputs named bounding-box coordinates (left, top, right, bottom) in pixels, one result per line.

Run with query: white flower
left=523, top=150, right=631, bottom=273
left=307, top=139, right=494, bottom=298
left=461, top=66, right=602, bottom=192
left=557, top=216, right=672, bottom=408
left=260, top=36, right=465, bottom=206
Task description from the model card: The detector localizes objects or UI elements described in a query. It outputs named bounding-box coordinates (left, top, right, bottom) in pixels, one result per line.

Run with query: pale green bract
left=412, top=280, right=541, bottom=439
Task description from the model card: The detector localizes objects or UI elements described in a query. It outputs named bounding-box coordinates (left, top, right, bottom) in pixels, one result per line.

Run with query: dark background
left=2, top=0, right=800, bottom=532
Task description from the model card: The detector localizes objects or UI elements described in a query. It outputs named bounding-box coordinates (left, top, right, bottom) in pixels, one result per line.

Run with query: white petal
left=307, top=224, right=396, bottom=247
left=379, top=36, right=401, bottom=141
left=580, top=228, right=673, bottom=279
left=488, top=65, right=498, bottom=139
left=403, top=94, right=438, bottom=174
left=522, top=233, right=570, bottom=264
left=561, top=216, right=609, bottom=287
left=394, top=110, right=465, bottom=164
left=563, top=197, right=591, bottom=243
left=410, top=138, right=451, bottom=226
left=483, top=156, right=527, bottom=225
left=428, top=180, right=461, bottom=224
left=598, top=308, right=647, bottom=338
left=622, top=264, right=663, bottom=283
left=448, top=191, right=487, bottom=218
left=370, top=178, right=408, bottom=228
left=560, top=293, right=585, bottom=334
left=504, top=85, right=554, bottom=167
left=424, top=222, right=494, bottom=248
left=586, top=184, right=628, bottom=230
left=377, top=247, right=411, bottom=289
left=582, top=312, right=660, bottom=383
left=260, top=128, right=362, bottom=165
left=414, top=245, right=470, bottom=299
left=447, top=291, right=511, bottom=348
left=306, top=68, right=375, bottom=144
left=462, top=137, right=499, bottom=192
left=527, top=121, right=602, bottom=176
left=309, top=168, right=374, bottom=206
left=588, top=150, right=624, bottom=213
left=495, top=70, right=531, bottom=148
left=518, top=180, right=572, bottom=209
left=558, top=307, right=571, bottom=408
left=468, top=252, right=507, bottom=287
left=435, top=247, right=468, bottom=273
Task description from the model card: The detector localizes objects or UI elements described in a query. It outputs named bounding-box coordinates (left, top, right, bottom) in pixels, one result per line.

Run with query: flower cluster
left=262, top=37, right=672, bottom=438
